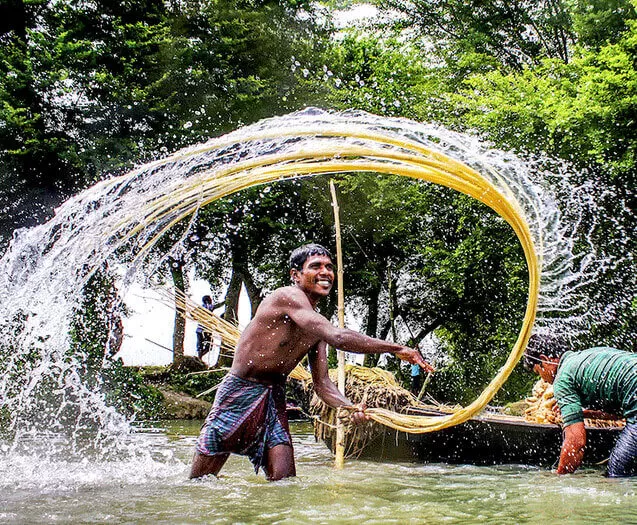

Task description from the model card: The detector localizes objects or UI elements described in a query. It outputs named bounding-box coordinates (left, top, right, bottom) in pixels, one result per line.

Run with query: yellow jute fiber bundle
left=308, top=365, right=457, bottom=457
left=524, top=379, right=625, bottom=429
left=127, top=122, right=540, bottom=434
left=524, top=379, right=560, bottom=425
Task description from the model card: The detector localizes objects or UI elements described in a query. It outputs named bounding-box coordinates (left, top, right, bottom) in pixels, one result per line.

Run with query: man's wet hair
left=523, top=333, right=571, bottom=370
left=289, top=243, right=333, bottom=271
left=202, top=295, right=212, bottom=305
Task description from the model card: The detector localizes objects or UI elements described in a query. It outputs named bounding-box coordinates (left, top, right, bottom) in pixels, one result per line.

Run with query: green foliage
left=380, top=0, right=574, bottom=69
left=324, top=33, right=435, bottom=118
left=102, top=363, right=164, bottom=420
left=435, top=16, right=637, bottom=354
left=455, top=29, right=637, bottom=186
left=0, top=311, right=32, bottom=439
left=0, top=0, right=332, bottom=243
left=567, top=0, right=637, bottom=49
left=371, top=0, right=637, bottom=188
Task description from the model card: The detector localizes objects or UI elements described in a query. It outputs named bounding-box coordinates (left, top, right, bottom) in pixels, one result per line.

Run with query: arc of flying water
left=3, top=108, right=588, bottom=440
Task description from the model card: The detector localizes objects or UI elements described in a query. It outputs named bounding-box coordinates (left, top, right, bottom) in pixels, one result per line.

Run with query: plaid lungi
left=195, top=373, right=292, bottom=472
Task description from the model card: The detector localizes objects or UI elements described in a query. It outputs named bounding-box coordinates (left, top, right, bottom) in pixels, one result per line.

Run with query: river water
left=2, top=420, right=635, bottom=524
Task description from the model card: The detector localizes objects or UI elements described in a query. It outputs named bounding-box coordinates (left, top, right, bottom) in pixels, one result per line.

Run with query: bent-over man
left=524, top=335, right=637, bottom=476
left=190, top=243, right=433, bottom=481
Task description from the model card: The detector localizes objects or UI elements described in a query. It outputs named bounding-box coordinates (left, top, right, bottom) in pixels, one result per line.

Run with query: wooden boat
left=323, top=406, right=622, bottom=467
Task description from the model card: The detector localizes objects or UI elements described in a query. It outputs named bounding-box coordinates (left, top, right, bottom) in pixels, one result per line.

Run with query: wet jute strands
left=307, top=365, right=456, bottom=457
left=128, top=123, right=540, bottom=434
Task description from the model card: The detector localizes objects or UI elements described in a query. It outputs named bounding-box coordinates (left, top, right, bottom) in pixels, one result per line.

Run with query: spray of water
left=0, top=109, right=632, bottom=460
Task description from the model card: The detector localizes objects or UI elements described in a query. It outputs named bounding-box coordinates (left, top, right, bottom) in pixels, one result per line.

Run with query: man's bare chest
left=274, top=316, right=319, bottom=353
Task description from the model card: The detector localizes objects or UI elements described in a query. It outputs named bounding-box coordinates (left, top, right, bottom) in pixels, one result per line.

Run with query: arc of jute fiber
left=124, top=123, right=540, bottom=434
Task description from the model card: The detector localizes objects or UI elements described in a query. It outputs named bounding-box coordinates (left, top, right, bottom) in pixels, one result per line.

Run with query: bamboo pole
left=330, top=180, right=347, bottom=469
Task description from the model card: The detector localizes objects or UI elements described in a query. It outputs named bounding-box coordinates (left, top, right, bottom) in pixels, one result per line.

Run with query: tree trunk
left=379, top=319, right=391, bottom=339
left=170, top=256, right=186, bottom=364
left=218, top=265, right=242, bottom=367
left=223, top=265, right=242, bottom=324
left=363, top=280, right=382, bottom=368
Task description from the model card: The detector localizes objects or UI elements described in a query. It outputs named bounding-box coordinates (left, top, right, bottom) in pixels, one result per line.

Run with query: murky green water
left=2, top=420, right=636, bottom=524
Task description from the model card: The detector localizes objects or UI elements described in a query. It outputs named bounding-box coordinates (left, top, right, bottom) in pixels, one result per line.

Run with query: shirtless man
left=190, top=243, right=433, bottom=481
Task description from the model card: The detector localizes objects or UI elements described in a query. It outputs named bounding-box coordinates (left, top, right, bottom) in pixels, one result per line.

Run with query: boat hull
left=325, top=411, right=621, bottom=467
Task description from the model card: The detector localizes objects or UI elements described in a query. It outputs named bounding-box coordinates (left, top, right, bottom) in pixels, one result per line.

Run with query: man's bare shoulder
left=263, top=285, right=310, bottom=310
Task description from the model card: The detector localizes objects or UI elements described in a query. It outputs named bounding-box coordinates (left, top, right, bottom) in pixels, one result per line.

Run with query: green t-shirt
left=553, top=347, right=637, bottom=427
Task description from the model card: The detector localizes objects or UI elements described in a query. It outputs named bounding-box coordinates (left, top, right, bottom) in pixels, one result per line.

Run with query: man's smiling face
left=291, top=254, right=334, bottom=301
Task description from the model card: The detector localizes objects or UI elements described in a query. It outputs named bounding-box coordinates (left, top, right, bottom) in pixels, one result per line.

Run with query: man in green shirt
left=523, top=335, right=637, bottom=476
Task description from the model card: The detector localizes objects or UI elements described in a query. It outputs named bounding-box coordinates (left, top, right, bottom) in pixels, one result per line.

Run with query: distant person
left=190, top=243, right=434, bottom=481
left=410, top=363, right=423, bottom=396
left=196, top=295, right=215, bottom=359
left=523, top=335, right=637, bottom=476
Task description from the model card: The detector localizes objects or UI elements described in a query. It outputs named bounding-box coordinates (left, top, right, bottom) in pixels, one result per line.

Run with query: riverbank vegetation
left=1, top=0, right=635, bottom=416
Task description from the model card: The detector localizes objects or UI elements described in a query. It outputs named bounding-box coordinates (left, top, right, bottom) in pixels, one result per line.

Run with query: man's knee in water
left=189, top=452, right=229, bottom=479
left=265, top=444, right=296, bottom=481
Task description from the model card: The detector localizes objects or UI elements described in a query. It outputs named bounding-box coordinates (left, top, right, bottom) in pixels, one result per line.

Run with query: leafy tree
left=455, top=34, right=637, bottom=187
left=331, top=177, right=528, bottom=402
left=443, top=17, right=637, bottom=349
left=0, top=0, right=173, bottom=242
left=380, top=0, right=575, bottom=70
left=0, top=0, right=332, bottom=244
left=324, top=32, right=435, bottom=118
left=567, top=0, right=637, bottom=49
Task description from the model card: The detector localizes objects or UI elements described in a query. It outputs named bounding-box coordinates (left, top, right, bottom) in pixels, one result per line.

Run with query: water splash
left=0, top=109, right=632, bottom=456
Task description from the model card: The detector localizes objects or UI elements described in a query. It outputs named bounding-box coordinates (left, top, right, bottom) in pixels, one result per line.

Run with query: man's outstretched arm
left=279, top=288, right=434, bottom=371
